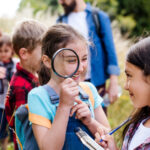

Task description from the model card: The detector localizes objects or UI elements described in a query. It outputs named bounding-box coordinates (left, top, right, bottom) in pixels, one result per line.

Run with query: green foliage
left=117, top=0, right=150, bottom=37
left=19, top=0, right=59, bottom=15
left=18, top=0, right=150, bottom=37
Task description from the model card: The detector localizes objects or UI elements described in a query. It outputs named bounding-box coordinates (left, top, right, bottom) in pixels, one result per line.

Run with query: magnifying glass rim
left=51, top=48, right=80, bottom=78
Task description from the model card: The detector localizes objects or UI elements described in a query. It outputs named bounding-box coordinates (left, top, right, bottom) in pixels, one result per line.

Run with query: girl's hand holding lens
left=70, top=99, right=92, bottom=125
left=95, top=127, right=117, bottom=150
left=59, top=78, right=79, bottom=108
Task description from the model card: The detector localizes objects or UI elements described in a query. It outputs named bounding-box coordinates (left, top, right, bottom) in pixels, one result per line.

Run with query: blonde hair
left=12, top=19, right=47, bottom=56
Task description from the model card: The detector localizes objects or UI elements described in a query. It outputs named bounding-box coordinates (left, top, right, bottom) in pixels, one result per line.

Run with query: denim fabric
left=44, top=84, right=94, bottom=150
left=57, top=3, right=120, bottom=87
left=63, top=114, right=93, bottom=150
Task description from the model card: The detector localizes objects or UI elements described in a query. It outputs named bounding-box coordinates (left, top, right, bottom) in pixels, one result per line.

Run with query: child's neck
left=19, top=62, right=37, bottom=76
left=144, top=118, right=150, bottom=128
left=48, top=79, right=60, bottom=94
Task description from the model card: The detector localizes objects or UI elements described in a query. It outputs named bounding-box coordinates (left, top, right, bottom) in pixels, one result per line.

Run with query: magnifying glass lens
left=52, top=48, right=79, bottom=78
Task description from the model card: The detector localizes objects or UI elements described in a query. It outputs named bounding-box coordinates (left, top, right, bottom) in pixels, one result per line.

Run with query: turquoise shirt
left=28, top=82, right=102, bottom=128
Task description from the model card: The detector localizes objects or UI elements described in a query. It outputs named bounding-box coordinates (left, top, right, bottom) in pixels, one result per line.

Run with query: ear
left=42, top=55, right=51, bottom=69
left=19, top=48, right=28, bottom=60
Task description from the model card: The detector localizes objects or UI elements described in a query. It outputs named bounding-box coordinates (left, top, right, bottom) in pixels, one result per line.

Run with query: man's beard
left=62, top=0, right=76, bottom=15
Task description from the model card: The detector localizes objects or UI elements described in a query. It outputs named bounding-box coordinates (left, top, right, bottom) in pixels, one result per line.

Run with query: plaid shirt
left=5, top=63, right=39, bottom=128
left=122, top=118, right=150, bottom=150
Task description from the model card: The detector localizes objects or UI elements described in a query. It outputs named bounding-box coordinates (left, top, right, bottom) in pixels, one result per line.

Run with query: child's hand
left=70, top=99, right=92, bottom=125
left=59, top=78, right=79, bottom=108
left=95, top=127, right=117, bottom=150
left=0, top=67, right=6, bottom=79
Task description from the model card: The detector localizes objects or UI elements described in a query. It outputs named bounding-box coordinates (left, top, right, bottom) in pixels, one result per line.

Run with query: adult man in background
left=57, top=0, right=120, bottom=112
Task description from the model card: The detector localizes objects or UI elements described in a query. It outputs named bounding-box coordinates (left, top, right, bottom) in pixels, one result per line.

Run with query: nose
left=78, top=61, right=85, bottom=72
left=124, top=80, right=129, bottom=90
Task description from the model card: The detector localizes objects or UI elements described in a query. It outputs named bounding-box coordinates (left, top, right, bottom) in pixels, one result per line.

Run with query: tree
left=18, top=0, right=150, bottom=38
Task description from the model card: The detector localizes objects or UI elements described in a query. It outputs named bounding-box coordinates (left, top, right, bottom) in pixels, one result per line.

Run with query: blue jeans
left=63, top=114, right=94, bottom=150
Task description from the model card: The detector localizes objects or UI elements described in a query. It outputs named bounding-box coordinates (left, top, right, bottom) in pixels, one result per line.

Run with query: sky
left=0, top=0, right=21, bottom=17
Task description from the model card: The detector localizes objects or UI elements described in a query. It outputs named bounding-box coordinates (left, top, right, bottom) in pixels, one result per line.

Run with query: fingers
left=109, top=94, right=118, bottom=104
left=0, top=67, right=6, bottom=79
left=70, top=99, right=89, bottom=117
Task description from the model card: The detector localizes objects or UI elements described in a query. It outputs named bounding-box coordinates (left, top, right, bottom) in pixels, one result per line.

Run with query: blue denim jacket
left=57, top=3, right=120, bottom=86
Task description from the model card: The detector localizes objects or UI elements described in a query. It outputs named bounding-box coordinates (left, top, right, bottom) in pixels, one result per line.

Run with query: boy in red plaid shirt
left=5, top=19, right=46, bottom=150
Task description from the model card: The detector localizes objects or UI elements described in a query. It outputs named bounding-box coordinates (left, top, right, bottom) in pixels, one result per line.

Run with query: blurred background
left=0, top=0, right=150, bottom=149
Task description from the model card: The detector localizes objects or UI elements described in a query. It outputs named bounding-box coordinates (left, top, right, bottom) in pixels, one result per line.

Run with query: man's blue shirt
left=57, top=3, right=120, bottom=86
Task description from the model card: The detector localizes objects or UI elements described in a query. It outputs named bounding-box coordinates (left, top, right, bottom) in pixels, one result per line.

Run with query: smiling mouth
left=72, top=74, right=79, bottom=77
left=129, top=92, right=134, bottom=97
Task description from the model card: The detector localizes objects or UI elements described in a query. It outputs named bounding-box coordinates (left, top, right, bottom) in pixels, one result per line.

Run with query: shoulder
left=28, top=86, right=50, bottom=110
left=9, top=72, right=32, bottom=88
left=91, top=6, right=109, bottom=18
left=79, top=81, right=98, bottom=99
left=81, top=81, right=97, bottom=91
left=28, top=86, right=47, bottom=97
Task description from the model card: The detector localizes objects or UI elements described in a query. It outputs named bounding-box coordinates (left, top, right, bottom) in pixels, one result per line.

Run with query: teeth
left=73, top=75, right=79, bottom=77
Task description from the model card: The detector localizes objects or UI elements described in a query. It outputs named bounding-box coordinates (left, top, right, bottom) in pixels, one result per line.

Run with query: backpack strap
left=43, top=85, right=59, bottom=104
left=79, top=82, right=95, bottom=108
left=43, top=84, right=90, bottom=104
left=91, top=7, right=101, bottom=38
left=91, top=7, right=107, bottom=59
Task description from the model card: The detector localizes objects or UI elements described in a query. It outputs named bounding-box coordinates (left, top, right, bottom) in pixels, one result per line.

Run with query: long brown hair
left=122, top=37, right=150, bottom=140
left=38, top=23, right=87, bottom=85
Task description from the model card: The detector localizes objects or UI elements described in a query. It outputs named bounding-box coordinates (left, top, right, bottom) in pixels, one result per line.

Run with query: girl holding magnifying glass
left=28, top=24, right=110, bottom=150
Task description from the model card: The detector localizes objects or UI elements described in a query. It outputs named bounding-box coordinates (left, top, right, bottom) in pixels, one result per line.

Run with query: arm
left=30, top=78, right=79, bottom=150
left=98, top=12, right=120, bottom=102
left=32, top=105, right=71, bottom=150
left=70, top=100, right=110, bottom=136
left=0, top=66, right=6, bottom=79
left=108, top=75, right=118, bottom=103
left=98, top=12, right=120, bottom=75
left=85, top=105, right=110, bottom=135
left=95, top=127, right=118, bottom=150
left=5, top=87, right=27, bottom=128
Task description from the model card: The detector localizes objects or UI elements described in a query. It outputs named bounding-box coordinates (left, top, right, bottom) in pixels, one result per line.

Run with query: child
left=0, top=33, right=18, bottom=150
left=5, top=19, right=46, bottom=150
left=28, top=24, right=110, bottom=150
left=95, top=36, right=150, bottom=150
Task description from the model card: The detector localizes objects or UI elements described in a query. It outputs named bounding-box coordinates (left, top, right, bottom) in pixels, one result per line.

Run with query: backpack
left=15, top=82, right=95, bottom=150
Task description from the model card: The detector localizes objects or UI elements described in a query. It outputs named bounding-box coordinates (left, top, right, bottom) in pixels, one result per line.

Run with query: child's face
left=0, top=44, right=13, bottom=62
left=27, top=44, right=42, bottom=73
left=52, top=40, right=88, bottom=84
left=124, top=61, right=150, bottom=108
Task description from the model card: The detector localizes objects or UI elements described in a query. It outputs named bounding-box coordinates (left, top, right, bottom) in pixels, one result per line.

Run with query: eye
left=125, top=72, right=132, bottom=78
left=4, top=49, right=9, bottom=53
left=82, top=56, right=87, bottom=62
left=66, top=58, right=77, bottom=63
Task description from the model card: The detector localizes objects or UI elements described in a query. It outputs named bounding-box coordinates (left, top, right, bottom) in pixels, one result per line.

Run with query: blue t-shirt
left=28, top=82, right=102, bottom=128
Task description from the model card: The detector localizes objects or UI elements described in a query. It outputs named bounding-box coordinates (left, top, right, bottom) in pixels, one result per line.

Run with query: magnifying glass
left=51, top=48, right=80, bottom=78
